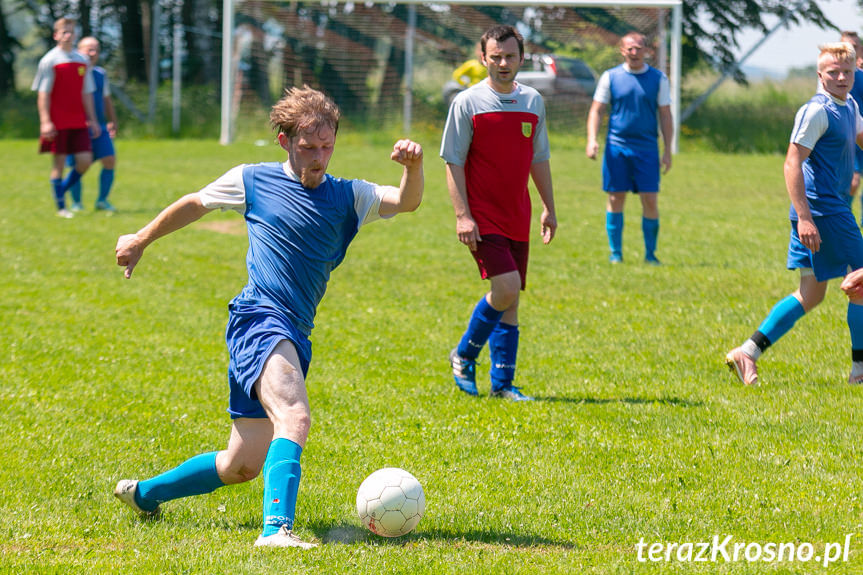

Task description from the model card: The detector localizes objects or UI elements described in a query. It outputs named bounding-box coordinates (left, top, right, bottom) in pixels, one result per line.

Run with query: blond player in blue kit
left=112, top=86, right=424, bottom=548
left=726, top=43, right=863, bottom=386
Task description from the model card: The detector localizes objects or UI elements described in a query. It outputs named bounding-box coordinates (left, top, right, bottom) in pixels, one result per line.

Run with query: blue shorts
left=602, top=143, right=660, bottom=193
left=854, top=147, right=863, bottom=174
left=65, top=125, right=114, bottom=165
left=225, top=301, right=312, bottom=419
left=786, top=211, right=863, bottom=282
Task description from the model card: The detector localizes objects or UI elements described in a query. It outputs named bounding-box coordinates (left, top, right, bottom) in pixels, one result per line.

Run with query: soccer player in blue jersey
left=726, top=43, right=863, bottom=386
left=586, top=32, right=673, bottom=264
left=66, top=37, right=118, bottom=212
left=112, top=86, right=424, bottom=548
left=841, top=31, right=863, bottom=214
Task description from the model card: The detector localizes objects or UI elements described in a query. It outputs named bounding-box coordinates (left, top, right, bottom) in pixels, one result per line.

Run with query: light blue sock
left=642, top=216, right=659, bottom=260
left=262, top=438, right=303, bottom=537
left=98, top=169, right=115, bottom=202
left=457, top=296, right=504, bottom=360
left=136, top=451, right=224, bottom=512
left=489, top=322, right=519, bottom=391
left=606, top=211, right=623, bottom=259
left=847, top=302, right=863, bottom=350
left=51, top=178, right=65, bottom=210
left=69, top=180, right=82, bottom=204
left=61, top=169, right=84, bottom=196
left=757, top=294, right=805, bottom=346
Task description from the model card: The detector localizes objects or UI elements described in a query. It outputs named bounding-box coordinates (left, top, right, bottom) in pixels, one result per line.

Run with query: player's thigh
left=255, top=340, right=311, bottom=435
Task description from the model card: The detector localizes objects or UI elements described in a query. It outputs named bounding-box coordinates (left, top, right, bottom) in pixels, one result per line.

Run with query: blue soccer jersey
left=199, top=162, right=388, bottom=335
left=850, top=68, right=863, bottom=172
left=789, top=90, right=863, bottom=219
left=599, top=64, right=668, bottom=150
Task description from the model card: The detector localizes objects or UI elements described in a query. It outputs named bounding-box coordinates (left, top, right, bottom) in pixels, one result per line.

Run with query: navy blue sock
left=136, top=451, right=224, bottom=512
left=51, top=179, right=65, bottom=210
left=98, top=169, right=115, bottom=202
left=757, top=294, right=805, bottom=346
left=262, top=438, right=303, bottom=536
left=457, top=296, right=504, bottom=360
left=489, top=322, right=519, bottom=391
left=606, top=211, right=623, bottom=258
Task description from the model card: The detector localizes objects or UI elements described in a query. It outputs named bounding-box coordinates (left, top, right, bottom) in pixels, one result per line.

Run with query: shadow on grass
left=531, top=395, right=703, bottom=408
left=313, top=521, right=578, bottom=549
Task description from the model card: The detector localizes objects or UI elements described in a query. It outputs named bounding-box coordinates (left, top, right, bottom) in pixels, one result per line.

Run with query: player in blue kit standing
left=726, top=43, right=863, bottom=386
left=840, top=31, right=863, bottom=211
left=66, top=36, right=118, bottom=212
left=586, top=31, right=673, bottom=264
left=112, top=86, right=424, bottom=548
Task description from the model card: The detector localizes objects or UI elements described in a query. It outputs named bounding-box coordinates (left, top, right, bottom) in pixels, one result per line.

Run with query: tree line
left=0, top=0, right=840, bottom=100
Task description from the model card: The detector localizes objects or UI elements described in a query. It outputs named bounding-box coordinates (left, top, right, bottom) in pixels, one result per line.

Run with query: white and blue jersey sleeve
left=199, top=163, right=387, bottom=226
left=592, top=65, right=670, bottom=106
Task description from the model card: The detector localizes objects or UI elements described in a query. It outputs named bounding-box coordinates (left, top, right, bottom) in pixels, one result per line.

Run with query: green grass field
left=2, top=135, right=863, bottom=574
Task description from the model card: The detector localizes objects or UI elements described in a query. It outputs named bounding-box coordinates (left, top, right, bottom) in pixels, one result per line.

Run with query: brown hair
left=270, top=85, right=340, bottom=139
left=480, top=25, right=524, bottom=58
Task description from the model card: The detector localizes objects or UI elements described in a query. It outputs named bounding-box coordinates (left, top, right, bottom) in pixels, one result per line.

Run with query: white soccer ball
left=356, top=467, right=425, bottom=537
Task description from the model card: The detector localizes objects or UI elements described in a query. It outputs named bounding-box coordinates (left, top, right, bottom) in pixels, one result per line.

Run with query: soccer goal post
left=219, top=0, right=681, bottom=149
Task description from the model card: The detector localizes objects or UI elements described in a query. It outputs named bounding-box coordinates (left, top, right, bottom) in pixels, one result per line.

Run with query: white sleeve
left=440, top=93, right=474, bottom=166
left=789, top=102, right=828, bottom=151
left=592, top=70, right=611, bottom=104
left=352, top=179, right=388, bottom=226
left=31, top=56, right=54, bottom=93
left=658, top=75, right=671, bottom=107
left=198, top=165, right=247, bottom=213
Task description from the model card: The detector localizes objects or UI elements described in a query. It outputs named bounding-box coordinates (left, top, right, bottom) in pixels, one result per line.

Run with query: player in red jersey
left=32, top=18, right=100, bottom=218
left=441, top=25, right=557, bottom=401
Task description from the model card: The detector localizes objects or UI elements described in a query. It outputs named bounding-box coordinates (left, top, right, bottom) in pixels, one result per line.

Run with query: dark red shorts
left=39, top=128, right=92, bottom=155
left=470, top=234, right=529, bottom=290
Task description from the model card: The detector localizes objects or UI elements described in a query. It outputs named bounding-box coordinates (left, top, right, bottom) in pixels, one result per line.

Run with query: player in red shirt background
left=440, top=25, right=557, bottom=401
left=32, top=17, right=100, bottom=218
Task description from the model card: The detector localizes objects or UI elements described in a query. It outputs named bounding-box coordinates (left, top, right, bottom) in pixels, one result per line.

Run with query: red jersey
left=440, top=81, right=550, bottom=241
left=32, top=46, right=94, bottom=130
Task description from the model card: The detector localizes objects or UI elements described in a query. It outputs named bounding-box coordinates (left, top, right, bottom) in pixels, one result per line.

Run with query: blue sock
left=98, top=169, right=115, bottom=202
left=69, top=179, right=82, bottom=204
left=61, top=169, right=83, bottom=195
left=457, top=296, right=504, bottom=360
left=847, top=302, right=863, bottom=350
left=642, top=216, right=659, bottom=260
left=606, top=211, right=623, bottom=258
left=757, top=294, right=805, bottom=346
left=135, top=451, right=224, bottom=512
left=489, top=322, right=519, bottom=391
left=262, top=438, right=303, bottom=536
left=51, top=178, right=65, bottom=210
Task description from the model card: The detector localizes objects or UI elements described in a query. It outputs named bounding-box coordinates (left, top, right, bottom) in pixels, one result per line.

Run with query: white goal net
left=219, top=0, right=681, bottom=144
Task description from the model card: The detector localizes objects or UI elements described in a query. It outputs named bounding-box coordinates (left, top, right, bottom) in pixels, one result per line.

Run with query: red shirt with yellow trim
left=440, top=81, right=550, bottom=242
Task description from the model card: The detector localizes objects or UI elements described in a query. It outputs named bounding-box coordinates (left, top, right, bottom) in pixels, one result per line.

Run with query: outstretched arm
left=378, top=139, right=424, bottom=216
left=116, top=193, right=214, bottom=279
